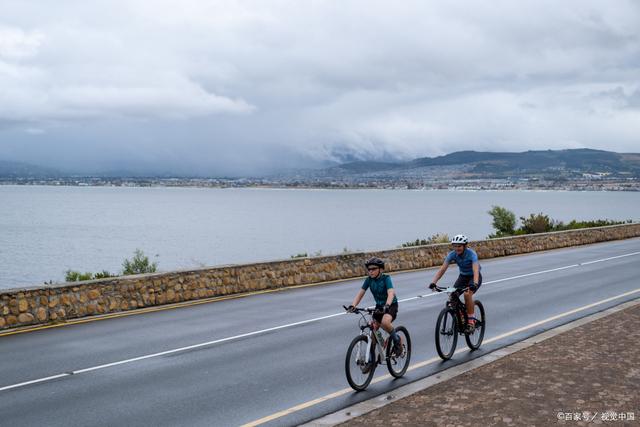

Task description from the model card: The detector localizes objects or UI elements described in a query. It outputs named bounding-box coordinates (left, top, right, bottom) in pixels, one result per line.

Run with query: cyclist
left=347, top=257, right=402, bottom=356
left=429, top=234, right=482, bottom=330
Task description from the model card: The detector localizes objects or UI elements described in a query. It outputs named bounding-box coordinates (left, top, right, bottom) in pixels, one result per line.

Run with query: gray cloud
left=1, top=0, right=639, bottom=175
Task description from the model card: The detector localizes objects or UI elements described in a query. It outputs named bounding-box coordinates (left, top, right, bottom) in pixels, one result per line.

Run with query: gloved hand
left=428, top=282, right=437, bottom=290
left=383, top=304, right=390, bottom=314
left=346, top=305, right=355, bottom=312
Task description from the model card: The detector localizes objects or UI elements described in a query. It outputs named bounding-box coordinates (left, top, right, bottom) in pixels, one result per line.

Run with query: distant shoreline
left=1, top=179, right=638, bottom=192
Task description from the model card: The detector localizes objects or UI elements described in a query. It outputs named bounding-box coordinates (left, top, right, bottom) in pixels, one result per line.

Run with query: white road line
left=1, top=250, right=639, bottom=394
left=484, top=264, right=579, bottom=284
left=580, top=251, right=640, bottom=265
left=73, top=311, right=345, bottom=374
left=0, top=374, right=70, bottom=392
left=241, top=286, right=640, bottom=427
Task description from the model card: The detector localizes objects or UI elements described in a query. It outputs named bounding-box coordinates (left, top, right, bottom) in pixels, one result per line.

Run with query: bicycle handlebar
left=342, top=305, right=380, bottom=314
left=432, top=285, right=470, bottom=295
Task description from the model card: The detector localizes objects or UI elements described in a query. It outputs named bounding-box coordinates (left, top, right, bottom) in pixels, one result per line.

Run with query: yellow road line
left=0, top=276, right=365, bottom=338
left=2, top=240, right=637, bottom=338
left=4, top=237, right=636, bottom=337
left=241, top=287, right=640, bottom=426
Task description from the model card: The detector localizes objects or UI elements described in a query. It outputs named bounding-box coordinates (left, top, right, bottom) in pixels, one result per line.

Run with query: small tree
left=122, top=249, right=158, bottom=275
left=488, top=206, right=516, bottom=237
left=520, top=213, right=554, bottom=234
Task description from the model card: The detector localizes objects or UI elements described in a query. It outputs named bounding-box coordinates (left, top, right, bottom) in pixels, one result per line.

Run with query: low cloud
left=0, top=1, right=639, bottom=174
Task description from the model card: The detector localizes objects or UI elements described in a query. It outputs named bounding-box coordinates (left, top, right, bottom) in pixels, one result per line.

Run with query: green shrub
left=520, top=213, right=556, bottom=234
left=122, top=249, right=158, bottom=275
left=488, top=205, right=631, bottom=238
left=291, top=252, right=308, bottom=258
left=65, top=270, right=114, bottom=282
left=401, top=233, right=450, bottom=247
left=65, top=270, right=94, bottom=282
left=553, top=219, right=631, bottom=231
left=93, top=270, right=114, bottom=279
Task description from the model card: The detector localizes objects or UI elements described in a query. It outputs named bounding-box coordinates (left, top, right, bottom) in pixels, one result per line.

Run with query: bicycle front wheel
left=465, top=300, right=486, bottom=350
left=345, top=335, right=376, bottom=391
left=435, top=308, right=458, bottom=360
left=386, top=326, right=411, bottom=378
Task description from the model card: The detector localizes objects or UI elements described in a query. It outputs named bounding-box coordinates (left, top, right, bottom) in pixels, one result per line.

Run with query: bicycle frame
left=344, top=305, right=412, bottom=390
left=435, top=286, right=470, bottom=332
left=353, top=308, right=389, bottom=365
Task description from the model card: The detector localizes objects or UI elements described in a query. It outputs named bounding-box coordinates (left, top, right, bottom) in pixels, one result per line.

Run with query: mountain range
left=326, top=149, right=640, bottom=179
left=2, top=149, right=639, bottom=180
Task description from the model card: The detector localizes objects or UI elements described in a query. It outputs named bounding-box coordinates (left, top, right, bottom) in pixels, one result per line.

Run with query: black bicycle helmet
left=364, top=257, right=385, bottom=269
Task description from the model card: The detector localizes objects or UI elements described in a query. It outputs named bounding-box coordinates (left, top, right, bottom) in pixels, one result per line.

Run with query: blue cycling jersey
left=445, top=248, right=481, bottom=276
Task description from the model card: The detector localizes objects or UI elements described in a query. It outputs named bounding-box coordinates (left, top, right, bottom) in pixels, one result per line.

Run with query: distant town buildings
left=1, top=175, right=638, bottom=191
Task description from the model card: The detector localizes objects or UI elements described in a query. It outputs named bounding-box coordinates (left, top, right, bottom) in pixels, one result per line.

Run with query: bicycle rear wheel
left=435, top=308, right=458, bottom=360
left=386, top=326, right=411, bottom=378
left=345, top=335, right=376, bottom=391
left=465, top=300, right=486, bottom=350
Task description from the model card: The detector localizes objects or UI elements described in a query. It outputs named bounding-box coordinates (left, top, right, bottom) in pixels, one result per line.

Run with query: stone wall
left=2, top=223, right=639, bottom=330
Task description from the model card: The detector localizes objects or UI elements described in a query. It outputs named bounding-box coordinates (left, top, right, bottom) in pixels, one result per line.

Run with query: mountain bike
left=432, top=285, right=485, bottom=360
left=343, top=306, right=412, bottom=391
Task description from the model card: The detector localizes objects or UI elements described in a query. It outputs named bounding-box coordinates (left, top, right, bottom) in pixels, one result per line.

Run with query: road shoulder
left=305, top=298, right=640, bottom=426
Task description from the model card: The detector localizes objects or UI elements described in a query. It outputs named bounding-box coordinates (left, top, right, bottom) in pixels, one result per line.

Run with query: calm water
left=1, top=185, right=639, bottom=289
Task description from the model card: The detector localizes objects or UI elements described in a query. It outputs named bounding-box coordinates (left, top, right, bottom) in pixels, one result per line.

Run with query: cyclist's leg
left=454, top=274, right=475, bottom=318
left=380, top=313, right=393, bottom=333
left=464, top=273, right=482, bottom=321
left=381, top=304, right=401, bottom=352
left=380, top=313, right=395, bottom=333
left=380, top=303, right=397, bottom=333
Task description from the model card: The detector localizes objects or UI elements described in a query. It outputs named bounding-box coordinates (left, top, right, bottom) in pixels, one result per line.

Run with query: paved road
left=1, top=238, right=639, bottom=426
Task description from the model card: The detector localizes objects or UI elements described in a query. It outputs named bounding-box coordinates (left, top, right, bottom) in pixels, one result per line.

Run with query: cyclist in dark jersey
left=429, top=234, right=482, bottom=329
left=347, top=257, right=402, bottom=355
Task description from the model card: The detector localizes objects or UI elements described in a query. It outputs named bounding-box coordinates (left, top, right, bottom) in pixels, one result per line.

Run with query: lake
left=1, top=185, right=638, bottom=289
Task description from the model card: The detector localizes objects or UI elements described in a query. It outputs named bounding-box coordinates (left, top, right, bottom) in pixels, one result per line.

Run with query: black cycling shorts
left=454, top=273, right=482, bottom=293
left=373, top=302, right=398, bottom=323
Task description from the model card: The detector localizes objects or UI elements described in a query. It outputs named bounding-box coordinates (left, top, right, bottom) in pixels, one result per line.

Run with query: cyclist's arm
left=430, top=261, right=449, bottom=284
left=385, top=288, right=395, bottom=306
left=351, top=288, right=366, bottom=307
left=472, top=262, right=480, bottom=285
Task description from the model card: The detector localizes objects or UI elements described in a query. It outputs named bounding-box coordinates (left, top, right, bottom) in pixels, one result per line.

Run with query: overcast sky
left=1, top=1, right=639, bottom=175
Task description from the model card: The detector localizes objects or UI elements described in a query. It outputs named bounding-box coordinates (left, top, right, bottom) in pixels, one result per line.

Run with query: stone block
left=18, top=313, right=35, bottom=324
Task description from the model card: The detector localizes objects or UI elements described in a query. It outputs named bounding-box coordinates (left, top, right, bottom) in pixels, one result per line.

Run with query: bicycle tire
left=465, top=300, right=486, bottom=350
left=345, top=335, right=376, bottom=391
left=435, top=308, right=458, bottom=360
left=386, top=326, right=411, bottom=378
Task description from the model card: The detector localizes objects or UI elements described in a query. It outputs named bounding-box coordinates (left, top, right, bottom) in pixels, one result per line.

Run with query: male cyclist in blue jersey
left=429, top=234, right=482, bottom=330
left=347, top=257, right=402, bottom=356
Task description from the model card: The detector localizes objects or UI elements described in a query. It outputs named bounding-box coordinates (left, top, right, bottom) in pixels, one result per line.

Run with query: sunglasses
left=367, top=267, right=379, bottom=271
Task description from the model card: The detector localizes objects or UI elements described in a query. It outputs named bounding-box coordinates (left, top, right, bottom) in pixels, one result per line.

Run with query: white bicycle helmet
left=450, top=234, right=469, bottom=244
